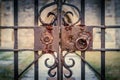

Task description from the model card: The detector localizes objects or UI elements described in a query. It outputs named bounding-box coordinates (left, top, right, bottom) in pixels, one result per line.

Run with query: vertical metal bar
left=57, top=0, right=63, bottom=80
left=81, top=0, right=85, bottom=80
left=34, top=51, right=39, bottom=80
left=81, top=0, right=85, bottom=24
left=34, top=0, right=39, bottom=80
left=13, top=0, right=18, bottom=80
left=101, top=0, right=105, bottom=80
left=81, top=52, right=85, bottom=80
left=0, top=0, right=1, bottom=46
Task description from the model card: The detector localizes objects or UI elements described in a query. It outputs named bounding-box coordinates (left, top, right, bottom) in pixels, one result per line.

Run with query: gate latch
left=75, top=25, right=92, bottom=51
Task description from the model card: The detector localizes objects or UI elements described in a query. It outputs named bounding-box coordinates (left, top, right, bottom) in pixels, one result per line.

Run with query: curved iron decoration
left=38, top=0, right=81, bottom=26
left=62, top=3, right=81, bottom=26
left=63, top=52, right=75, bottom=78
left=38, top=2, right=57, bottom=26
left=45, top=53, right=57, bottom=77
left=62, top=11, right=73, bottom=26
left=39, top=0, right=81, bottom=78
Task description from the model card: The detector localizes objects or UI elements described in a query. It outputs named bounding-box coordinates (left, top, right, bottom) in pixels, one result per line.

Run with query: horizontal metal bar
left=105, top=26, right=120, bottom=28
left=87, top=25, right=105, bottom=28
left=0, top=26, right=120, bottom=29
left=0, top=49, right=34, bottom=51
left=91, top=48, right=120, bottom=51
left=0, top=26, right=38, bottom=29
left=0, top=48, right=120, bottom=52
left=87, top=25, right=120, bottom=28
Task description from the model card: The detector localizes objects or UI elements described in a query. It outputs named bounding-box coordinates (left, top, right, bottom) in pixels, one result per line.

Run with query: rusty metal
left=36, top=0, right=92, bottom=80
left=37, top=0, right=84, bottom=79
left=61, top=25, right=93, bottom=52
left=0, top=0, right=120, bottom=80
left=34, top=27, right=59, bottom=53
left=41, top=34, right=53, bottom=45
left=75, top=26, right=92, bottom=51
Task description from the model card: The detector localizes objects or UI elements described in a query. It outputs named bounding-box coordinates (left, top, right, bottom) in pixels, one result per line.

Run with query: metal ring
left=75, top=37, right=89, bottom=51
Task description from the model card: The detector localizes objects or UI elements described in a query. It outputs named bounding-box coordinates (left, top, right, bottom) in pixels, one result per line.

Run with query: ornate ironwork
left=63, top=52, right=75, bottom=78
left=27, top=1, right=93, bottom=80
left=0, top=0, right=119, bottom=80
left=38, top=0, right=81, bottom=26
left=45, top=53, right=57, bottom=77
left=37, top=0, right=92, bottom=79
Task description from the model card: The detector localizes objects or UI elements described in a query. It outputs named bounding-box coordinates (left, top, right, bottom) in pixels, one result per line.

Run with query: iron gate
left=0, top=0, right=120, bottom=80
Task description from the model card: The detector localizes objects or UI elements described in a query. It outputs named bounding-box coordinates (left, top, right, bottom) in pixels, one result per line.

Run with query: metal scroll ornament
left=38, top=0, right=92, bottom=79
left=38, top=0, right=81, bottom=26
